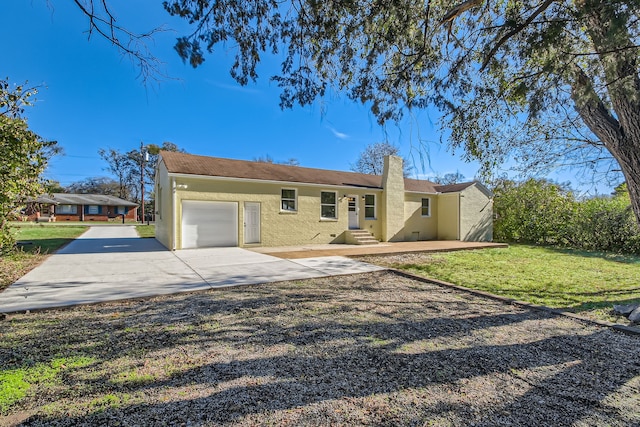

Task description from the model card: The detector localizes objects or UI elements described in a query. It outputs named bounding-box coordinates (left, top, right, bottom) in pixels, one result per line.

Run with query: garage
left=181, top=200, right=238, bottom=248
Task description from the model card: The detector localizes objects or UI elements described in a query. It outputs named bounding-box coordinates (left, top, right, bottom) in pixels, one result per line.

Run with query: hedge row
left=493, top=179, right=640, bottom=254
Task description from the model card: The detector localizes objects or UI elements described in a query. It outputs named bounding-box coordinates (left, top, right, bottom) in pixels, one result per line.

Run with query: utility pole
left=140, top=141, right=147, bottom=223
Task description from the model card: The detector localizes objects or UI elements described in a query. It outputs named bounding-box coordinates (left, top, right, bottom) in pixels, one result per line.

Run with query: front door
left=348, top=197, right=359, bottom=229
left=244, top=202, right=261, bottom=244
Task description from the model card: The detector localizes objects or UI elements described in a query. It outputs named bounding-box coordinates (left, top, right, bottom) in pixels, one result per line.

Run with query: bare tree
left=98, top=148, right=136, bottom=199
left=351, top=142, right=412, bottom=177
left=65, top=176, right=122, bottom=196
left=433, top=171, right=466, bottom=185
left=254, top=155, right=300, bottom=166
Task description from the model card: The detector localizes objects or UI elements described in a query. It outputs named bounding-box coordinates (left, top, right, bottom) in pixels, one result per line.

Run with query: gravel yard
left=1, top=270, right=639, bottom=426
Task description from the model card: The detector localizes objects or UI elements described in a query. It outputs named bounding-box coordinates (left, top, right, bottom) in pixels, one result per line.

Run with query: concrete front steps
left=345, top=229, right=379, bottom=245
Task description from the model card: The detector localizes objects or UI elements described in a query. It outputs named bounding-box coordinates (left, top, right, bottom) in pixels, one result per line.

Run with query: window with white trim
left=364, top=194, right=376, bottom=219
left=57, top=205, right=77, bottom=214
left=88, top=205, right=99, bottom=214
left=320, top=191, right=337, bottom=219
left=421, top=198, right=431, bottom=217
left=281, top=188, right=297, bottom=211
left=116, top=206, right=126, bottom=215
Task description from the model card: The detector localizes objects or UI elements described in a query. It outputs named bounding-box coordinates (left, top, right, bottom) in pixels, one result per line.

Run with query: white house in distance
left=154, top=151, right=493, bottom=250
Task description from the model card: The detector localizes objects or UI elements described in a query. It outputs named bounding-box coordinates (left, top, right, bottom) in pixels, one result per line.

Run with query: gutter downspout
left=458, top=193, right=461, bottom=241
left=172, top=177, right=177, bottom=251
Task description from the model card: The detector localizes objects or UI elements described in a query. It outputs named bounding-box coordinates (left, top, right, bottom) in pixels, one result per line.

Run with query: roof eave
left=167, top=172, right=384, bottom=191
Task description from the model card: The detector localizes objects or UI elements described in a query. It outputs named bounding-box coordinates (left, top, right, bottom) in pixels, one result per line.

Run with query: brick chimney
left=381, top=155, right=405, bottom=241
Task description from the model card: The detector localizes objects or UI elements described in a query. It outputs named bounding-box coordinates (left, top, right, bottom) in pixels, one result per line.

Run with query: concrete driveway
left=0, top=226, right=383, bottom=313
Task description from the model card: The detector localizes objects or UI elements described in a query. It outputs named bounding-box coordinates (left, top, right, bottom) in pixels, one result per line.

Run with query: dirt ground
left=1, top=270, right=639, bottom=426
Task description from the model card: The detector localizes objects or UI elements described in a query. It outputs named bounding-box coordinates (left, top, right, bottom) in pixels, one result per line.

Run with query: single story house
left=155, top=151, right=493, bottom=250
left=26, top=194, right=138, bottom=222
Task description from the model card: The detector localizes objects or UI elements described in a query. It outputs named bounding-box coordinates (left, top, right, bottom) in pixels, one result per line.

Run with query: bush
left=570, top=195, right=640, bottom=254
left=0, top=221, right=16, bottom=256
left=493, top=179, right=576, bottom=246
left=493, top=179, right=640, bottom=254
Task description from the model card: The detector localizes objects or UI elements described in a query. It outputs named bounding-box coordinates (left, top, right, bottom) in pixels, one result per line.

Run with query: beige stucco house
left=154, top=151, right=493, bottom=250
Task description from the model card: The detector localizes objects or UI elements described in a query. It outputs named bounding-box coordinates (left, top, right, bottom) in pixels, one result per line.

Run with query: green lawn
left=389, top=245, right=640, bottom=323
left=13, top=225, right=88, bottom=254
left=0, top=225, right=88, bottom=291
left=135, top=224, right=155, bottom=238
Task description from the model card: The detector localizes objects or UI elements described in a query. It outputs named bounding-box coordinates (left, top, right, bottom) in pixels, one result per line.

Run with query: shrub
left=493, top=179, right=640, bottom=254
left=570, top=195, right=640, bottom=253
left=493, top=179, right=576, bottom=246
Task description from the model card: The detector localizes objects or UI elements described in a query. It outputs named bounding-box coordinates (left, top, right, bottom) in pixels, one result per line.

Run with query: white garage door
left=181, top=201, right=238, bottom=248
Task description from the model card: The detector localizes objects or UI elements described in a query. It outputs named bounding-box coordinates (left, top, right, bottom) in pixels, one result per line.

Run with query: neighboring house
left=26, top=194, right=138, bottom=222
left=154, top=151, right=493, bottom=250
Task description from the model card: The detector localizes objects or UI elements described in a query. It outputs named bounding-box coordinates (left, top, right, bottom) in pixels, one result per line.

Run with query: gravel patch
left=1, top=270, right=639, bottom=426
left=356, top=252, right=441, bottom=267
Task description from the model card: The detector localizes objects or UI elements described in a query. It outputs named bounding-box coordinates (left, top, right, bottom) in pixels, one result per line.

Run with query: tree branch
left=440, top=0, right=484, bottom=24
left=71, top=0, right=168, bottom=83
left=440, top=0, right=484, bottom=42
left=562, top=44, right=640, bottom=57
left=570, top=64, right=623, bottom=149
left=480, top=0, right=556, bottom=72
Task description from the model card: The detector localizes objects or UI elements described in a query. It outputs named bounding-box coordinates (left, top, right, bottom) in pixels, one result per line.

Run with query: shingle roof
left=160, top=151, right=477, bottom=194
left=161, top=151, right=384, bottom=189
left=434, top=182, right=476, bottom=193
left=404, top=178, right=439, bottom=193
left=34, top=194, right=138, bottom=207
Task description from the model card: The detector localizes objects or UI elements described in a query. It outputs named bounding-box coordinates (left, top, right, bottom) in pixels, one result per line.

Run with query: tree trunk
left=614, top=138, right=640, bottom=227
left=571, top=1, right=640, bottom=227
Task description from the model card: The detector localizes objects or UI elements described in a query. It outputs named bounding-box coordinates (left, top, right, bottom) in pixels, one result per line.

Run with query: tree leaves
left=0, top=81, right=57, bottom=253
left=97, top=142, right=186, bottom=203
left=161, top=0, right=640, bottom=224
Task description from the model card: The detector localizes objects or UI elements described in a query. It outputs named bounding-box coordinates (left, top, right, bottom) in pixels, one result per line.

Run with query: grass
left=0, top=357, right=95, bottom=412
left=13, top=224, right=87, bottom=254
left=388, top=244, right=640, bottom=323
left=1, top=272, right=638, bottom=425
left=0, top=225, right=87, bottom=291
left=135, top=224, right=155, bottom=238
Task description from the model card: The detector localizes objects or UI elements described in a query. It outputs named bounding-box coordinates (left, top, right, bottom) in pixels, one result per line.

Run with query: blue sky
left=3, top=1, right=611, bottom=195
left=2, top=0, right=479, bottom=188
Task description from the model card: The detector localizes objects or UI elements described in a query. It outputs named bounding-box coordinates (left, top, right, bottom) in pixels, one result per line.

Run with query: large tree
left=140, top=141, right=186, bottom=189
left=65, top=176, right=123, bottom=196
left=98, top=147, right=136, bottom=200
left=98, top=141, right=185, bottom=202
left=64, top=1, right=640, bottom=225
left=351, top=142, right=413, bottom=177
left=0, top=79, right=57, bottom=253
left=433, top=171, right=467, bottom=186
left=151, top=0, right=640, bottom=226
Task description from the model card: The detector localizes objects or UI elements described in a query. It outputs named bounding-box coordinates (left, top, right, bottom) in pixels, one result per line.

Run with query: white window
left=88, top=205, right=99, bottom=214
left=116, top=206, right=126, bottom=215
left=320, top=191, right=337, bottom=219
left=281, top=188, right=297, bottom=211
left=421, top=198, right=431, bottom=217
left=57, top=205, right=77, bottom=214
left=364, top=194, right=376, bottom=219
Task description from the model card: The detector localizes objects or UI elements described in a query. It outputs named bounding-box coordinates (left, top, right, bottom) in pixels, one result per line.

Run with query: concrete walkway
left=251, top=240, right=508, bottom=259
left=0, top=226, right=383, bottom=313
